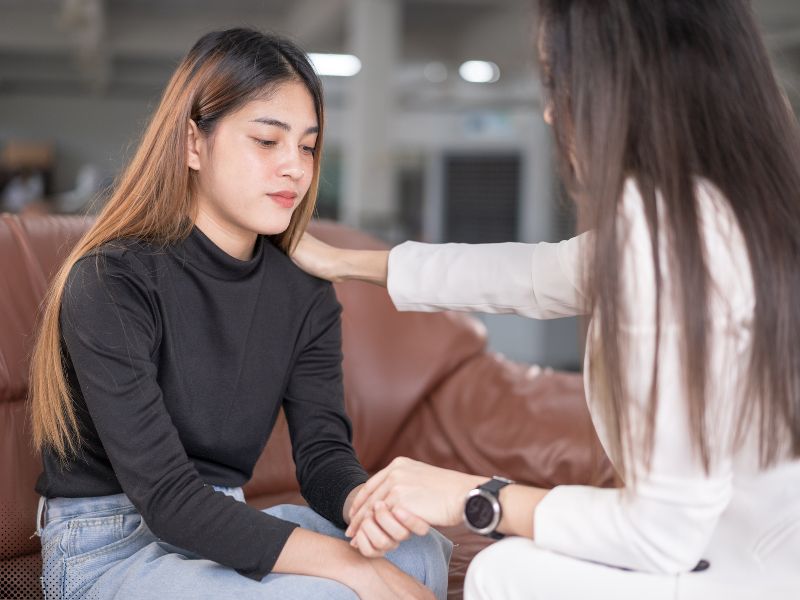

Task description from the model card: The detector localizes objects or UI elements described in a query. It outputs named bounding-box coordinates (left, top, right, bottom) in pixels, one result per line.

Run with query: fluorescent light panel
left=459, top=60, right=500, bottom=83
left=308, top=53, right=362, bottom=77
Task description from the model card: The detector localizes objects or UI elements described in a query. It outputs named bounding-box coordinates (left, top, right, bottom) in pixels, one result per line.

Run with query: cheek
left=230, top=146, right=265, bottom=178
left=302, top=155, right=317, bottom=188
left=213, top=147, right=265, bottom=193
left=301, top=170, right=314, bottom=196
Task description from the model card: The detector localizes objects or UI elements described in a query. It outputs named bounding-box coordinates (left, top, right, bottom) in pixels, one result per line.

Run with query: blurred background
left=2, top=0, right=799, bottom=370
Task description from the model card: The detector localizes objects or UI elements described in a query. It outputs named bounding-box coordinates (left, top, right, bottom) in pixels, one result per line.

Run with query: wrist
left=449, top=474, right=489, bottom=526
left=462, top=475, right=516, bottom=537
left=341, top=552, right=389, bottom=595
left=321, top=538, right=379, bottom=593
left=326, top=247, right=348, bottom=282
left=274, top=528, right=370, bottom=589
left=337, top=547, right=368, bottom=583
left=342, top=483, right=364, bottom=524
left=340, top=249, right=389, bottom=287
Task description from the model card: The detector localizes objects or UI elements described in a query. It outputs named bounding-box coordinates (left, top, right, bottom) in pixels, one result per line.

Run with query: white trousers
left=463, top=537, right=797, bottom=600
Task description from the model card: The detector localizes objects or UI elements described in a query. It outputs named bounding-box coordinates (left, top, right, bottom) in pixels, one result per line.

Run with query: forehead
left=232, top=80, right=318, bottom=127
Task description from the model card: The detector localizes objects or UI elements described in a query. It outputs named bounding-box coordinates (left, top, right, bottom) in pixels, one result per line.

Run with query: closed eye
left=254, top=138, right=276, bottom=148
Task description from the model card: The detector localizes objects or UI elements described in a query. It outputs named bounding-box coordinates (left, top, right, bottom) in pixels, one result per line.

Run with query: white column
left=341, top=0, right=399, bottom=234
left=518, top=114, right=554, bottom=243
left=518, top=113, right=582, bottom=370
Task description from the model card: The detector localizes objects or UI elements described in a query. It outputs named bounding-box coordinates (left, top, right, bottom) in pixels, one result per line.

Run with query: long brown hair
left=30, top=28, right=326, bottom=464
left=538, top=0, right=800, bottom=478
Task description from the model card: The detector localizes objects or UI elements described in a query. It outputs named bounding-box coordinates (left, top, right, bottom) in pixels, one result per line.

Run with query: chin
left=252, top=215, right=293, bottom=237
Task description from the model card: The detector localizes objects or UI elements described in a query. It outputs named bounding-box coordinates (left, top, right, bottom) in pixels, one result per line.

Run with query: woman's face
left=187, top=80, right=318, bottom=258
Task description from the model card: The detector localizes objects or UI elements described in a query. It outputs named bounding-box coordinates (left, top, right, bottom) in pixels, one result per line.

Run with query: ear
left=186, top=119, right=203, bottom=171
left=543, top=102, right=554, bottom=126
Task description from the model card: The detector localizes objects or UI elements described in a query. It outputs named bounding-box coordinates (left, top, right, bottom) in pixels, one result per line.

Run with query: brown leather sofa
left=0, top=213, right=615, bottom=600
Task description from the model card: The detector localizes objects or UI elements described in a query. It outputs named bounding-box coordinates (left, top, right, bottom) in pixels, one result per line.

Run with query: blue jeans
left=36, top=485, right=453, bottom=599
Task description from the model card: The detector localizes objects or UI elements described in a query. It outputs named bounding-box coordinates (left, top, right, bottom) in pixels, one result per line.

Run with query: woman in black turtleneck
left=30, top=28, right=450, bottom=600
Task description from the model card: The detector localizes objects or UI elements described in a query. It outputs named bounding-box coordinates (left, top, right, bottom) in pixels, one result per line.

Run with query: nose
left=282, top=166, right=304, bottom=180
left=279, top=150, right=306, bottom=181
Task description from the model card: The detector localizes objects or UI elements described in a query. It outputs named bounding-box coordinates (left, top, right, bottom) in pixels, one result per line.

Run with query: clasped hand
left=345, top=457, right=484, bottom=557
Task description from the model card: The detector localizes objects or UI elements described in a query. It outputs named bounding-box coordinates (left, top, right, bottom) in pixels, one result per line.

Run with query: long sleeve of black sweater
left=36, top=229, right=368, bottom=581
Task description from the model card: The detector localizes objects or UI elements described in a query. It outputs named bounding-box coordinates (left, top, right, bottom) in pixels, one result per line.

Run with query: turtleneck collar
left=170, top=225, right=266, bottom=280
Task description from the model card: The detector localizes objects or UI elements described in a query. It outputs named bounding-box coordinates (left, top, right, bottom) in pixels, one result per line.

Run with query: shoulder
left=60, top=242, right=162, bottom=348
left=68, top=240, right=135, bottom=285
left=618, top=175, right=746, bottom=252
left=69, top=237, right=169, bottom=282
left=63, top=238, right=160, bottom=314
left=264, top=238, right=339, bottom=307
left=616, top=177, right=753, bottom=327
left=263, top=241, right=342, bottom=341
left=618, top=176, right=741, bottom=241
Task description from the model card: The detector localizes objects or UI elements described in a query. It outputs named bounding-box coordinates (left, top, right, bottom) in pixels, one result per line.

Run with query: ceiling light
left=458, top=60, right=500, bottom=83
left=308, top=53, right=362, bottom=77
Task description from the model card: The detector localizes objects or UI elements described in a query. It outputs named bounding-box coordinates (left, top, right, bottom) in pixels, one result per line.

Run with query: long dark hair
left=31, top=28, right=325, bottom=464
left=538, top=0, right=800, bottom=478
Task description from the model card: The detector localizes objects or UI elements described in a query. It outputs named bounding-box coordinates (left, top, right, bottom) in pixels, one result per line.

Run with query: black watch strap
left=481, top=476, right=514, bottom=539
left=480, top=476, right=514, bottom=495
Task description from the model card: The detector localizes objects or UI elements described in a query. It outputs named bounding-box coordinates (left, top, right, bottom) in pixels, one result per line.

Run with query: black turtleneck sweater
left=34, top=226, right=369, bottom=581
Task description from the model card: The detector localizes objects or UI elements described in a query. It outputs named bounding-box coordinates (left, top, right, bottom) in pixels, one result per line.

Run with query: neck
left=193, top=208, right=257, bottom=261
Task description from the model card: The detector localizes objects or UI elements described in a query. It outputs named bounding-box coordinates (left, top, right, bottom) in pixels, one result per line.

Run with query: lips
left=267, top=191, right=297, bottom=209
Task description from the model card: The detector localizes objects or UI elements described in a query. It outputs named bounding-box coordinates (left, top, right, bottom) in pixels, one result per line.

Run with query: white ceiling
left=0, top=0, right=798, bottom=107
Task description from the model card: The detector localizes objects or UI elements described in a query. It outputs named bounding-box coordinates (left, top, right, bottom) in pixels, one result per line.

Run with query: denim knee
left=384, top=527, right=452, bottom=600
left=428, top=527, right=454, bottom=565
left=404, top=527, right=453, bottom=568
left=263, top=504, right=452, bottom=599
left=263, top=504, right=321, bottom=524
left=262, top=504, right=347, bottom=539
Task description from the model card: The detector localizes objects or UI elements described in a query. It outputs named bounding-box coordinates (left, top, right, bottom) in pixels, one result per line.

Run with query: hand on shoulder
left=290, top=232, right=345, bottom=282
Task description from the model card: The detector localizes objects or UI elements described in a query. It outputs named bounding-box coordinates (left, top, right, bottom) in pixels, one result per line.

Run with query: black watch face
left=465, top=494, right=495, bottom=529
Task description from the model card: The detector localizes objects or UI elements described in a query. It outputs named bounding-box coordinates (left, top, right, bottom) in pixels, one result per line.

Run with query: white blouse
left=386, top=179, right=800, bottom=587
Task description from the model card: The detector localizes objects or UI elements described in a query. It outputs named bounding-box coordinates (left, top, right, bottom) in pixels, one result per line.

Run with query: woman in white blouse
left=292, top=1, right=800, bottom=598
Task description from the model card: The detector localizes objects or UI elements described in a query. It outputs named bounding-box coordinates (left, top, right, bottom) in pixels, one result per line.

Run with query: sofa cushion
left=383, top=352, right=616, bottom=489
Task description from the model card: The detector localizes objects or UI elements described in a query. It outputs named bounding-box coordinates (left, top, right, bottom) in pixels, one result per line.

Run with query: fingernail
left=394, top=507, right=409, bottom=519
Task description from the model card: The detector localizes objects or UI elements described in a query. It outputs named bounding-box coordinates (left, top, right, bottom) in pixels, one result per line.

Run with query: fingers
left=351, top=517, right=387, bottom=557
left=346, top=503, right=374, bottom=539
left=392, top=506, right=430, bottom=537
left=347, top=479, right=393, bottom=535
left=351, top=528, right=381, bottom=558
left=372, top=502, right=411, bottom=543
left=353, top=515, right=397, bottom=556
left=350, top=467, right=391, bottom=519
left=349, top=457, right=413, bottom=520
left=347, top=503, right=432, bottom=560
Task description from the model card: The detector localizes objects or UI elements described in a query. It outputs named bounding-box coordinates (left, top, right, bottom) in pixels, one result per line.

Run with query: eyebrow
left=250, top=117, right=319, bottom=135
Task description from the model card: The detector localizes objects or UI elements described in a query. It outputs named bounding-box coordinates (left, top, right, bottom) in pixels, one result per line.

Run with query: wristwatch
left=463, top=476, right=515, bottom=539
